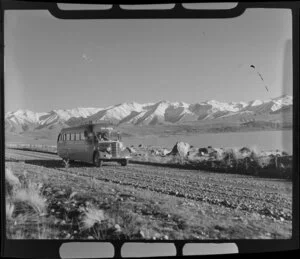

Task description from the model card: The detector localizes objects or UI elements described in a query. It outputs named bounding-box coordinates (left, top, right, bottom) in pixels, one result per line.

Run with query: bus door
left=82, top=131, right=95, bottom=163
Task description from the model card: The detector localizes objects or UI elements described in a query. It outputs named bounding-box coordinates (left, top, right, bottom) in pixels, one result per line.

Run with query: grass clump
left=5, top=168, right=21, bottom=196
left=81, top=207, right=106, bottom=230
left=14, top=186, right=46, bottom=215
left=5, top=167, right=55, bottom=239
left=80, top=206, right=109, bottom=239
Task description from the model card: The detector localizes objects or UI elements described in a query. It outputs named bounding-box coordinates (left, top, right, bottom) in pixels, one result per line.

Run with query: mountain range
left=5, top=95, right=292, bottom=134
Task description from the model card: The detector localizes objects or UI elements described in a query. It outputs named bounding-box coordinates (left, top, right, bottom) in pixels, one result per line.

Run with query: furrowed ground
left=5, top=148, right=292, bottom=240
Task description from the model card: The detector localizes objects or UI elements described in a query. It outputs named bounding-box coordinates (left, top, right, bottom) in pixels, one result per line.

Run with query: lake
left=5, top=130, right=293, bottom=154
left=123, top=130, right=293, bottom=154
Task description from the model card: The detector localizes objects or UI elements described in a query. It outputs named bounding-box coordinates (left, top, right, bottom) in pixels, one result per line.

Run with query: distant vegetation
left=128, top=144, right=292, bottom=179
left=6, top=140, right=292, bottom=179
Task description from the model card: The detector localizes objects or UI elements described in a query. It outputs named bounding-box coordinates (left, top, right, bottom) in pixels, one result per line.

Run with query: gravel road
left=5, top=148, right=292, bottom=221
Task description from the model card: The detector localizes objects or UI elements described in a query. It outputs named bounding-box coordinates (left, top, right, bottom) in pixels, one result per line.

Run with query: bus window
left=80, top=132, right=85, bottom=140
left=67, top=133, right=71, bottom=141
left=76, top=133, right=80, bottom=141
left=63, top=134, right=66, bottom=141
left=87, top=132, right=94, bottom=141
left=71, top=133, right=75, bottom=141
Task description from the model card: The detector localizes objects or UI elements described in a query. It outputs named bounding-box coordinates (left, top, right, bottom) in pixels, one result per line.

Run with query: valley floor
left=5, top=149, right=292, bottom=240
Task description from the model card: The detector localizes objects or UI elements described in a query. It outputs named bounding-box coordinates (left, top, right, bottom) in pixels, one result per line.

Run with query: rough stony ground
left=5, top=148, right=292, bottom=239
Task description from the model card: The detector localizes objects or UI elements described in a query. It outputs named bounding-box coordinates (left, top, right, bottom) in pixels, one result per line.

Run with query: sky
left=5, top=8, right=292, bottom=112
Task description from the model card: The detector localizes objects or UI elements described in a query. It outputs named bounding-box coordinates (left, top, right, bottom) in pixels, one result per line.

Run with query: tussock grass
left=79, top=201, right=145, bottom=239
left=6, top=168, right=21, bottom=187
left=6, top=167, right=150, bottom=240
left=5, top=168, right=52, bottom=239
left=79, top=206, right=111, bottom=240
left=6, top=201, right=15, bottom=220
left=14, top=187, right=46, bottom=215
left=81, top=207, right=106, bottom=230
left=5, top=168, right=21, bottom=196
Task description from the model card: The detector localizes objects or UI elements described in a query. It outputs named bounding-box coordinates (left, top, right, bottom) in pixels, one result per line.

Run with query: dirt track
left=5, top=148, right=292, bottom=222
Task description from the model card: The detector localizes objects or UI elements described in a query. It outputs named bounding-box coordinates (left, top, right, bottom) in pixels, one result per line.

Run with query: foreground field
left=5, top=148, right=292, bottom=239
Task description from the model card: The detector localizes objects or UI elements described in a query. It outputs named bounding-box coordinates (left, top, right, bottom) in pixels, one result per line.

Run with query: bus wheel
left=120, top=159, right=128, bottom=166
left=93, top=152, right=102, bottom=167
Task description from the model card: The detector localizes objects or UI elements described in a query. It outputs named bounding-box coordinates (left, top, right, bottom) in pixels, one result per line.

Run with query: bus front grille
left=111, top=142, right=118, bottom=157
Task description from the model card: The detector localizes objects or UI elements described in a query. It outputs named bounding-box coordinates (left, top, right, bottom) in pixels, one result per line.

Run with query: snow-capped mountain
left=5, top=107, right=102, bottom=133
left=5, top=95, right=292, bottom=133
left=5, top=109, right=48, bottom=132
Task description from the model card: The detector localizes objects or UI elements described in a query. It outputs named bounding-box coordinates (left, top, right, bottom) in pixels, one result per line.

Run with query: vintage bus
left=57, top=123, right=129, bottom=166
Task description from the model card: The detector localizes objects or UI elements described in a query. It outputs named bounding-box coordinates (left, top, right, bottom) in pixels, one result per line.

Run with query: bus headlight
left=106, top=146, right=111, bottom=152
left=119, top=142, right=126, bottom=151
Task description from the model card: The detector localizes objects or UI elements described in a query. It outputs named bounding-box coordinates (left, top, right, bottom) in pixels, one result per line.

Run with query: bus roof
left=60, top=123, right=115, bottom=133
left=60, top=124, right=91, bottom=133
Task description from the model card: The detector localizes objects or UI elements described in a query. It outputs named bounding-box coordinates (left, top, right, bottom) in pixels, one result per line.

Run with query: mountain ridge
left=5, top=95, right=292, bottom=133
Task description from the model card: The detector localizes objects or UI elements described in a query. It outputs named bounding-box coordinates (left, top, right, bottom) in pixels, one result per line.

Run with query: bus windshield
left=95, top=130, right=120, bottom=141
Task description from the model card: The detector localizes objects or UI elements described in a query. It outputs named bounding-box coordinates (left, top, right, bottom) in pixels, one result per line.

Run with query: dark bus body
left=57, top=124, right=129, bottom=167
